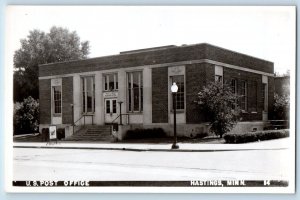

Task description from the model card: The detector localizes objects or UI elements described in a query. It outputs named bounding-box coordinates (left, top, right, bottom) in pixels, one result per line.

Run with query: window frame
left=52, top=85, right=62, bottom=116
left=170, top=75, right=185, bottom=111
left=126, top=71, right=143, bottom=113
left=81, top=76, right=95, bottom=114
left=240, top=80, right=248, bottom=112
left=215, top=75, right=223, bottom=83
left=103, top=73, right=118, bottom=91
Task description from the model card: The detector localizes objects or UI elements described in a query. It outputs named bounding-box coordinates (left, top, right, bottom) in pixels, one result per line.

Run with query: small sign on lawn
left=49, top=125, right=57, bottom=140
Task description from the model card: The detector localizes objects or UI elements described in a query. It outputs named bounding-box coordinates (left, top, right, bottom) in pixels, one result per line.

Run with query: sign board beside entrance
left=49, top=125, right=57, bottom=140
left=103, top=91, right=118, bottom=98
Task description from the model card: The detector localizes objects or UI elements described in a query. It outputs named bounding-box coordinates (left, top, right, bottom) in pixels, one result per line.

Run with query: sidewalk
left=13, top=138, right=290, bottom=152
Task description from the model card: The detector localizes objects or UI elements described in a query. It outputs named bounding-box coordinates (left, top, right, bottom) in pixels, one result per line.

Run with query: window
left=104, top=73, right=118, bottom=91
left=171, top=75, right=185, bottom=110
left=53, top=86, right=61, bottom=114
left=262, top=83, right=268, bottom=111
left=215, top=65, right=223, bottom=83
left=240, top=80, right=247, bottom=111
left=231, top=79, right=237, bottom=109
left=127, top=71, right=143, bottom=112
left=82, top=76, right=95, bottom=113
left=215, top=75, right=223, bottom=83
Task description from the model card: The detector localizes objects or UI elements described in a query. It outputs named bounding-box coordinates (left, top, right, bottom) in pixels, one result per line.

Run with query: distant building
left=39, top=43, right=274, bottom=139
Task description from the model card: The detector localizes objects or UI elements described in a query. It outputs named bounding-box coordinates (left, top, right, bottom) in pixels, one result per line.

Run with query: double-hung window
left=53, top=86, right=62, bottom=114
left=171, top=75, right=185, bottom=110
left=81, top=76, right=95, bottom=113
left=127, top=71, right=143, bottom=112
left=240, top=80, right=247, bottom=111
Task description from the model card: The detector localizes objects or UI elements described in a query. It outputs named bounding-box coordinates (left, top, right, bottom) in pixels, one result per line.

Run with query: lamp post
left=70, top=104, right=74, bottom=135
left=171, top=82, right=179, bottom=149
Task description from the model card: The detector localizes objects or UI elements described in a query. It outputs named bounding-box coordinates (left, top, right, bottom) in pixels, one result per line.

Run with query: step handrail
left=74, top=114, right=94, bottom=126
left=111, top=113, right=129, bottom=125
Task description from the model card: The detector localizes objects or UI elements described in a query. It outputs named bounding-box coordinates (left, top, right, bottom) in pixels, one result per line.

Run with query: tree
left=14, top=96, right=39, bottom=135
left=196, top=81, right=241, bottom=138
left=13, top=26, right=90, bottom=102
left=273, top=93, right=290, bottom=120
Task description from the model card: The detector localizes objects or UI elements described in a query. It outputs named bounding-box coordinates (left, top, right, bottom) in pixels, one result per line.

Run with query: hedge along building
left=39, top=43, right=274, bottom=140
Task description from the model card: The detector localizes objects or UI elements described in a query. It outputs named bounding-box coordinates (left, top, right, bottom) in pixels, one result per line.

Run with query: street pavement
left=13, top=138, right=292, bottom=181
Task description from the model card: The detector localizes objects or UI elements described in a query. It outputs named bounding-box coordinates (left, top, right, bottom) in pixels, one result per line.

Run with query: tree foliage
left=14, top=96, right=39, bottom=135
left=273, top=93, right=290, bottom=120
left=13, top=26, right=90, bottom=102
left=197, top=81, right=241, bottom=138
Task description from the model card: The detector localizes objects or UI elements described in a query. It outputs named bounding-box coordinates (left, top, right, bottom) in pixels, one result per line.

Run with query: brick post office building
left=39, top=43, right=274, bottom=140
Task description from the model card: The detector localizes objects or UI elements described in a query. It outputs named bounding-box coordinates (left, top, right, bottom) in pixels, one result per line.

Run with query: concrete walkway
left=13, top=138, right=291, bottom=152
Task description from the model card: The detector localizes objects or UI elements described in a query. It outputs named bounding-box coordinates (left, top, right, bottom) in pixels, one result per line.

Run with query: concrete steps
left=65, top=125, right=114, bottom=142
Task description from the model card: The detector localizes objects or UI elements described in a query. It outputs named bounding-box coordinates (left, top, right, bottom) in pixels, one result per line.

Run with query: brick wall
left=62, top=77, right=73, bottom=124
left=39, top=79, right=51, bottom=124
left=39, top=43, right=273, bottom=77
left=223, top=68, right=263, bottom=121
left=186, top=63, right=208, bottom=123
left=205, top=44, right=274, bottom=73
left=185, top=63, right=265, bottom=123
left=152, top=67, right=168, bottom=123
left=205, top=63, right=215, bottom=83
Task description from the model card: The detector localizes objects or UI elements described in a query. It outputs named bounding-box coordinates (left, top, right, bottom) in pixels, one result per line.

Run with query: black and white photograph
left=5, top=6, right=295, bottom=193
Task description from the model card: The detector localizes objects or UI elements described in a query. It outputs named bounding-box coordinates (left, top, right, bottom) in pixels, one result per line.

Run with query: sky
left=5, top=6, right=296, bottom=74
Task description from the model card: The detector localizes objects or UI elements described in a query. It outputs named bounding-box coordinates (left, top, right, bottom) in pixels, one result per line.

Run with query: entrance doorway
left=104, top=98, right=118, bottom=124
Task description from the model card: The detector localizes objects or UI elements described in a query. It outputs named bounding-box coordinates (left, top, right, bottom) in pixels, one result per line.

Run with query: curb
left=13, top=145, right=288, bottom=152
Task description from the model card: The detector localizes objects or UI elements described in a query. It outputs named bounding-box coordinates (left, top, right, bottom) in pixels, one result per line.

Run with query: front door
left=104, top=98, right=118, bottom=124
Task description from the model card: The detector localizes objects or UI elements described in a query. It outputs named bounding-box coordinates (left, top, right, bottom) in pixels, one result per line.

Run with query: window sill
left=52, top=113, right=62, bottom=117
left=127, top=112, right=143, bottom=115
left=170, top=110, right=185, bottom=113
left=103, top=90, right=118, bottom=92
left=82, top=113, right=95, bottom=116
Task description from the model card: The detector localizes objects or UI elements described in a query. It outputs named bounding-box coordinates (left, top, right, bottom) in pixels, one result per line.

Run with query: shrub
left=57, top=128, right=65, bottom=140
left=193, top=132, right=209, bottom=139
left=125, top=128, right=167, bottom=139
left=13, top=96, right=39, bottom=135
left=224, top=129, right=289, bottom=143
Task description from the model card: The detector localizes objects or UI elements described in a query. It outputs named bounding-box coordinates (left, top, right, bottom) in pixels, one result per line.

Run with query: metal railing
left=111, top=114, right=130, bottom=125
left=74, top=114, right=94, bottom=126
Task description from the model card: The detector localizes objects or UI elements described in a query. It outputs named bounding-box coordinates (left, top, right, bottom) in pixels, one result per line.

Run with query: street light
left=70, top=104, right=74, bottom=135
left=171, top=82, right=179, bottom=149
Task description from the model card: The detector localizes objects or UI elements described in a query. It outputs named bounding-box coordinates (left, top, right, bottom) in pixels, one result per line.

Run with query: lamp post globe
left=171, top=82, right=178, bottom=93
left=171, top=82, right=179, bottom=149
